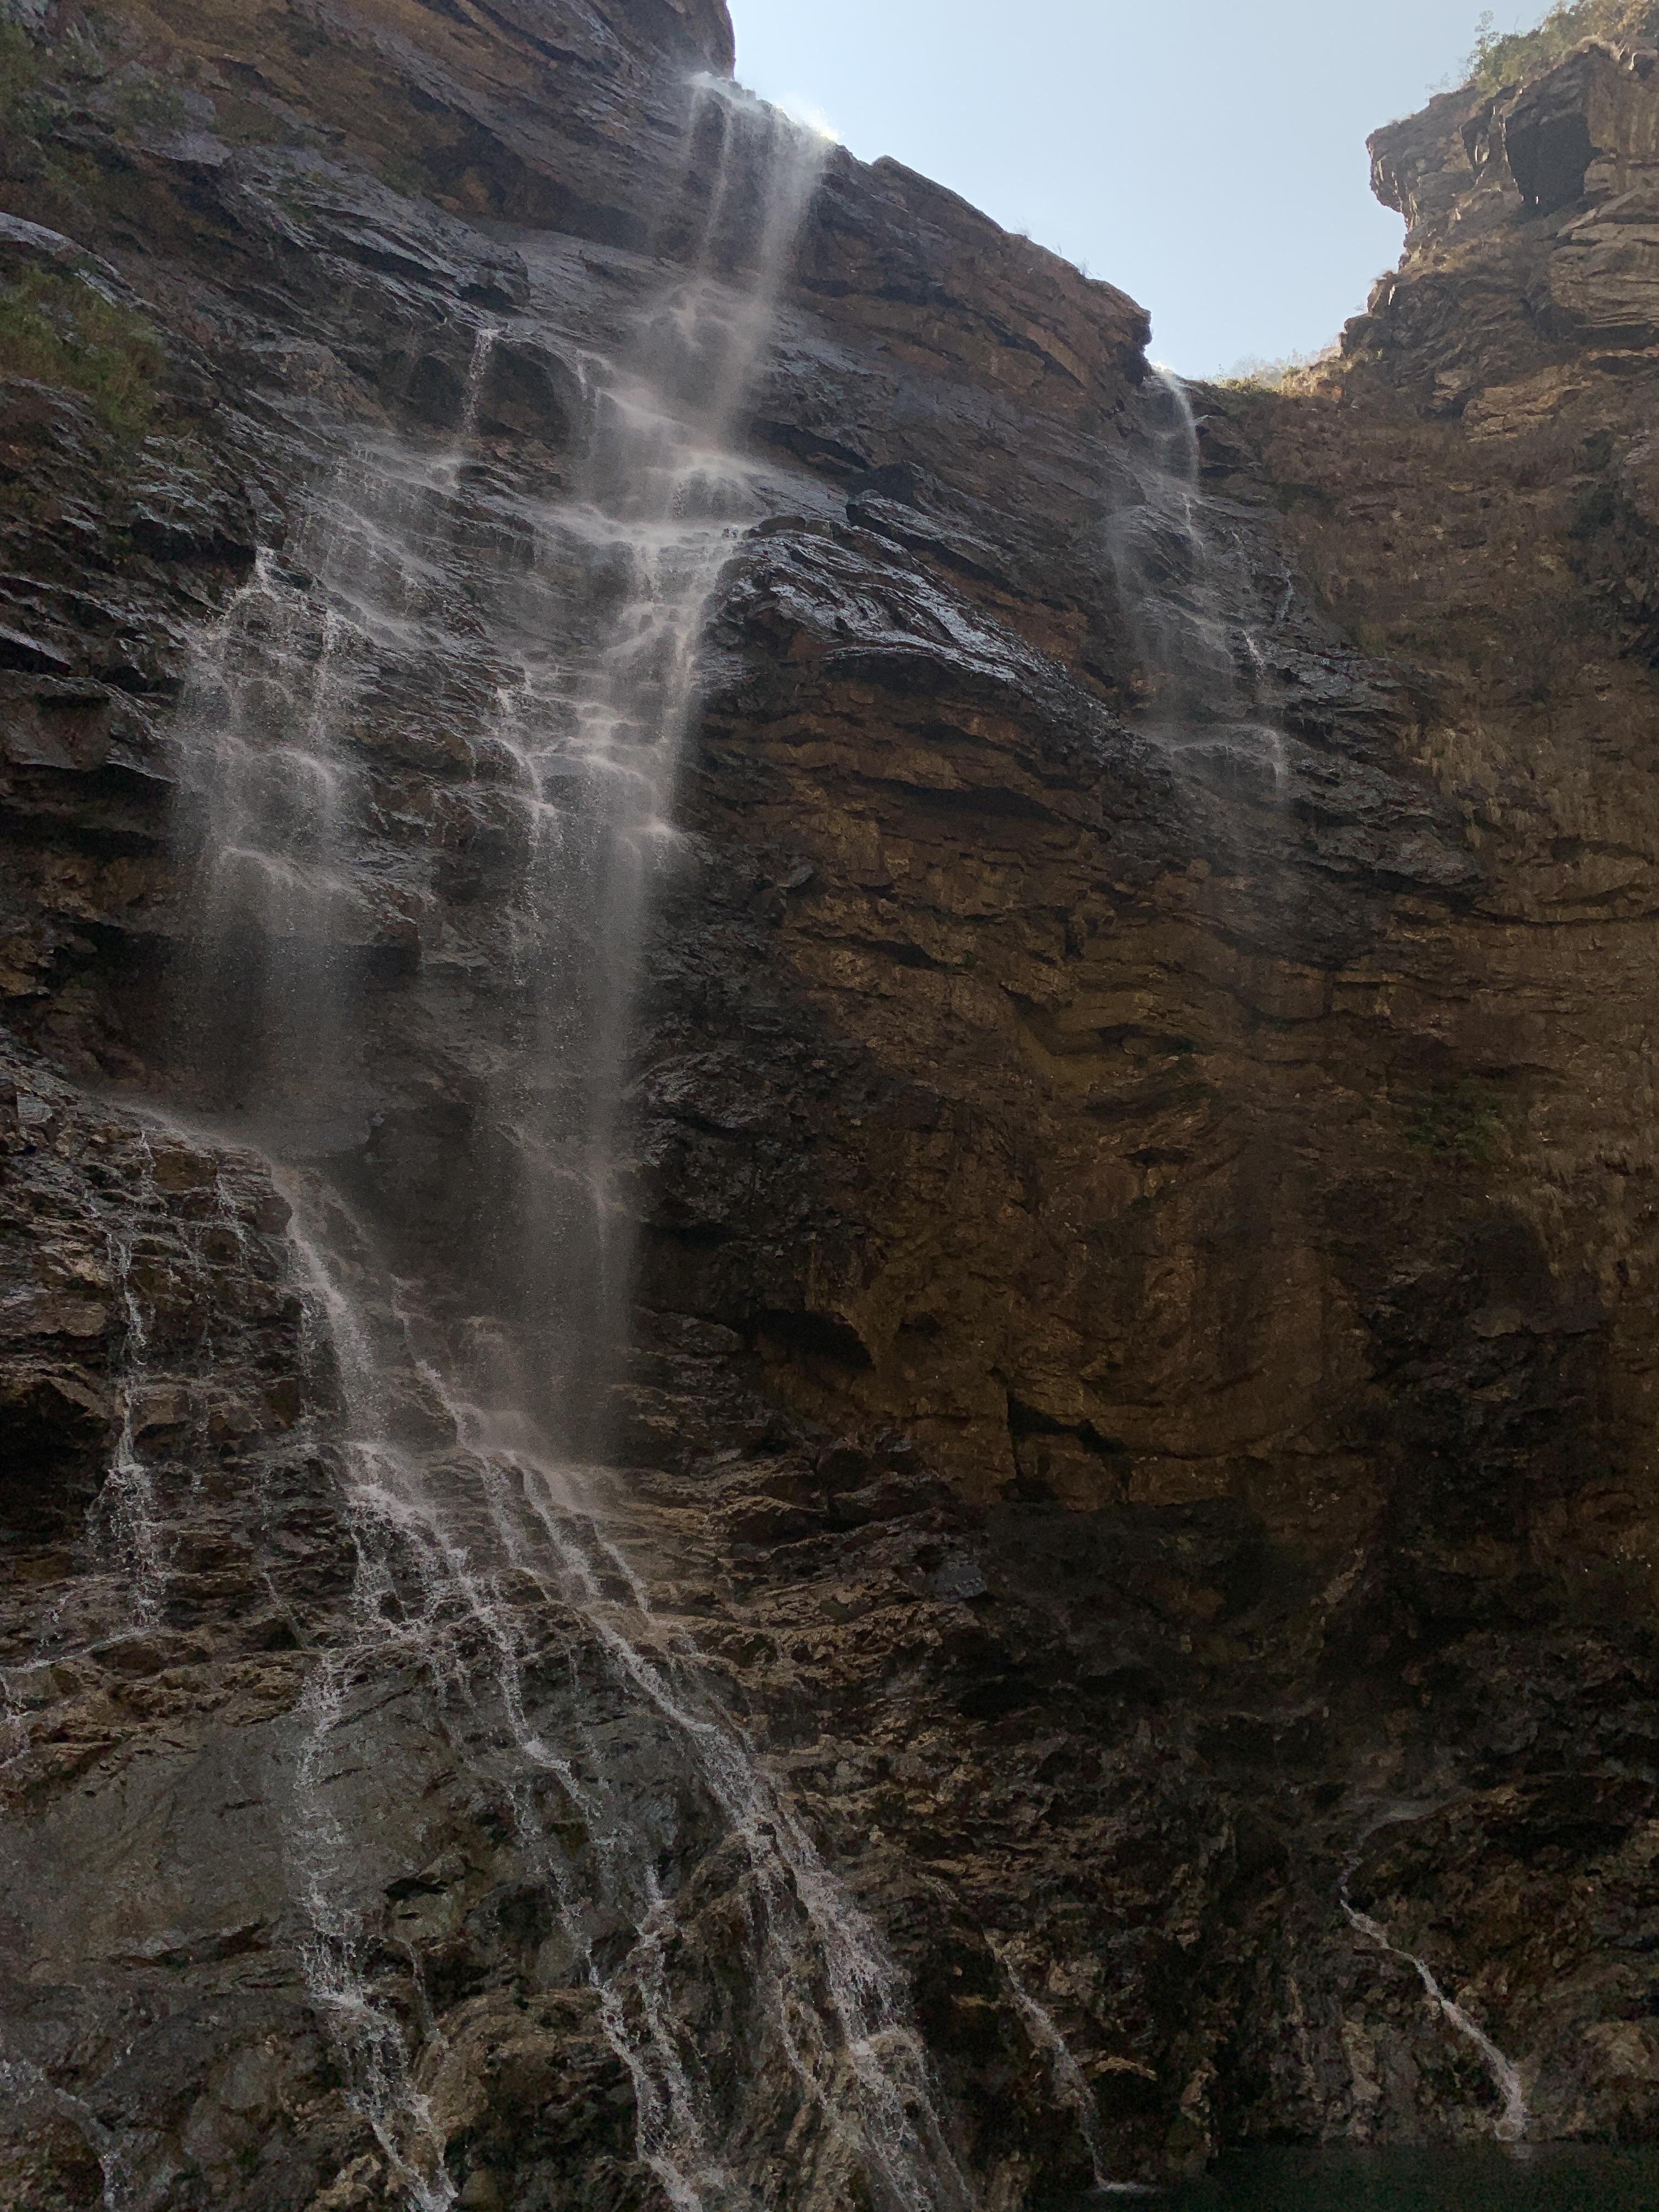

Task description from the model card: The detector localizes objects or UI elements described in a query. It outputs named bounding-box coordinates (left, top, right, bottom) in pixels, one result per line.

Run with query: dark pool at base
left=1081, top=2143, right=1659, bottom=2208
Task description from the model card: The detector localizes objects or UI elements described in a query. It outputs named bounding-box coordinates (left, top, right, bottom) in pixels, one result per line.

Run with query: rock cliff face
left=3, top=3, right=1659, bottom=2208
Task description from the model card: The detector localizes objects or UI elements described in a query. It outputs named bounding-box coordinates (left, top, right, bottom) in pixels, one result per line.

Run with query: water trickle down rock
left=3, top=0, right=1659, bottom=2204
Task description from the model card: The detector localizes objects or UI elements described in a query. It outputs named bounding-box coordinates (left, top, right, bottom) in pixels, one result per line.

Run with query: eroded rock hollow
left=3, top=1, right=1659, bottom=2205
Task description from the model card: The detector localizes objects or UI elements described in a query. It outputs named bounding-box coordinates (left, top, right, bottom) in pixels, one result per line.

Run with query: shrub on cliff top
left=1467, top=1, right=1659, bottom=91
left=1216, top=346, right=1336, bottom=393
left=0, top=267, right=163, bottom=438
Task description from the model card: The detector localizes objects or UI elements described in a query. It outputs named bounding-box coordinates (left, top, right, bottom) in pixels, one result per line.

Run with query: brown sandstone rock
left=0, top=0, right=1657, bottom=2203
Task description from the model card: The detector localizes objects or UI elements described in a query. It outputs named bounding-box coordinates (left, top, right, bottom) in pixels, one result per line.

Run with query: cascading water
left=1341, top=1886, right=1530, bottom=2145
left=1107, top=366, right=1289, bottom=791
left=0, top=2057, right=127, bottom=2207
left=86, top=1135, right=170, bottom=1626
left=159, top=75, right=981, bottom=2212
left=990, top=1940, right=1149, bottom=2198
left=1112, top=368, right=1528, bottom=2162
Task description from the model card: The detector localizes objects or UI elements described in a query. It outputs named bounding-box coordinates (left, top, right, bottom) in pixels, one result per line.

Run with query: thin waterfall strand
left=1341, top=1889, right=1529, bottom=2143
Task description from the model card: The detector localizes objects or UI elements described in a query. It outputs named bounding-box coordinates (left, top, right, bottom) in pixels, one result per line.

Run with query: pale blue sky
left=725, top=1, right=1543, bottom=375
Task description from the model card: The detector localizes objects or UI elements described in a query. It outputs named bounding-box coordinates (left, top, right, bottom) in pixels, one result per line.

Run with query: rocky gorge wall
left=2, top=2, right=1659, bottom=2207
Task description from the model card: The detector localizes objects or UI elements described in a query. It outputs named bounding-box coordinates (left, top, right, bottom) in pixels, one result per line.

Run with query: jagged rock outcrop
left=3, top=2, right=1659, bottom=2207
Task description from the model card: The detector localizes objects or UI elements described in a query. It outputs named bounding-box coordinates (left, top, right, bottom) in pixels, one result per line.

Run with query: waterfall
left=86, top=1133, right=169, bottom=1626
left=1341, top=1888, right=1530, bottom=2143
left=1107, top=365, right=1288, bottom=791
left=0, top=2057, right=127, bottom=2210
left=990, top=1941, right=1150, bottom=2197
left=156, top=76, right=982, bottom=2212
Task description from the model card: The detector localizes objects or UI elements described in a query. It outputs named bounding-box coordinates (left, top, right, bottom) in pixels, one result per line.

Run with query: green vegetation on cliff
left=1404, top=1079, right=1506, bottom=1165
left=1468, top=1, right=1659, bottom=91
left=0, top=19, right=41, bottom=116
left=0, top=266, right=162, bottom=437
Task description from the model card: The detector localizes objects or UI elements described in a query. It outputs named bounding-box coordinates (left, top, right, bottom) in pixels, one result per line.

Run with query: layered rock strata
left=1, top=3, right=1658, bottom=2208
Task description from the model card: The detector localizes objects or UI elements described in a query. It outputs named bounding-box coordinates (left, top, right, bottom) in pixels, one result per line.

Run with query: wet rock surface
left=0, top=1, right=1657, bottom=2207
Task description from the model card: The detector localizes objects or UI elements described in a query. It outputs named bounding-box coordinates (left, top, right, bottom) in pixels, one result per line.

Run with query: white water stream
left=990, top=1940, right=1150, bottom=2198
left=158, top=76, right=984, bottom=2212
left=0, top=2056, right=128, bottom=2209
left=1108, top=366, right=1289, bottom=791
left=86, top=1134, right=170, bottom=1626
left=1341, top=1887, right=1529, bottom=2144
left=1107, top=368, right=1534, bottom=2162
